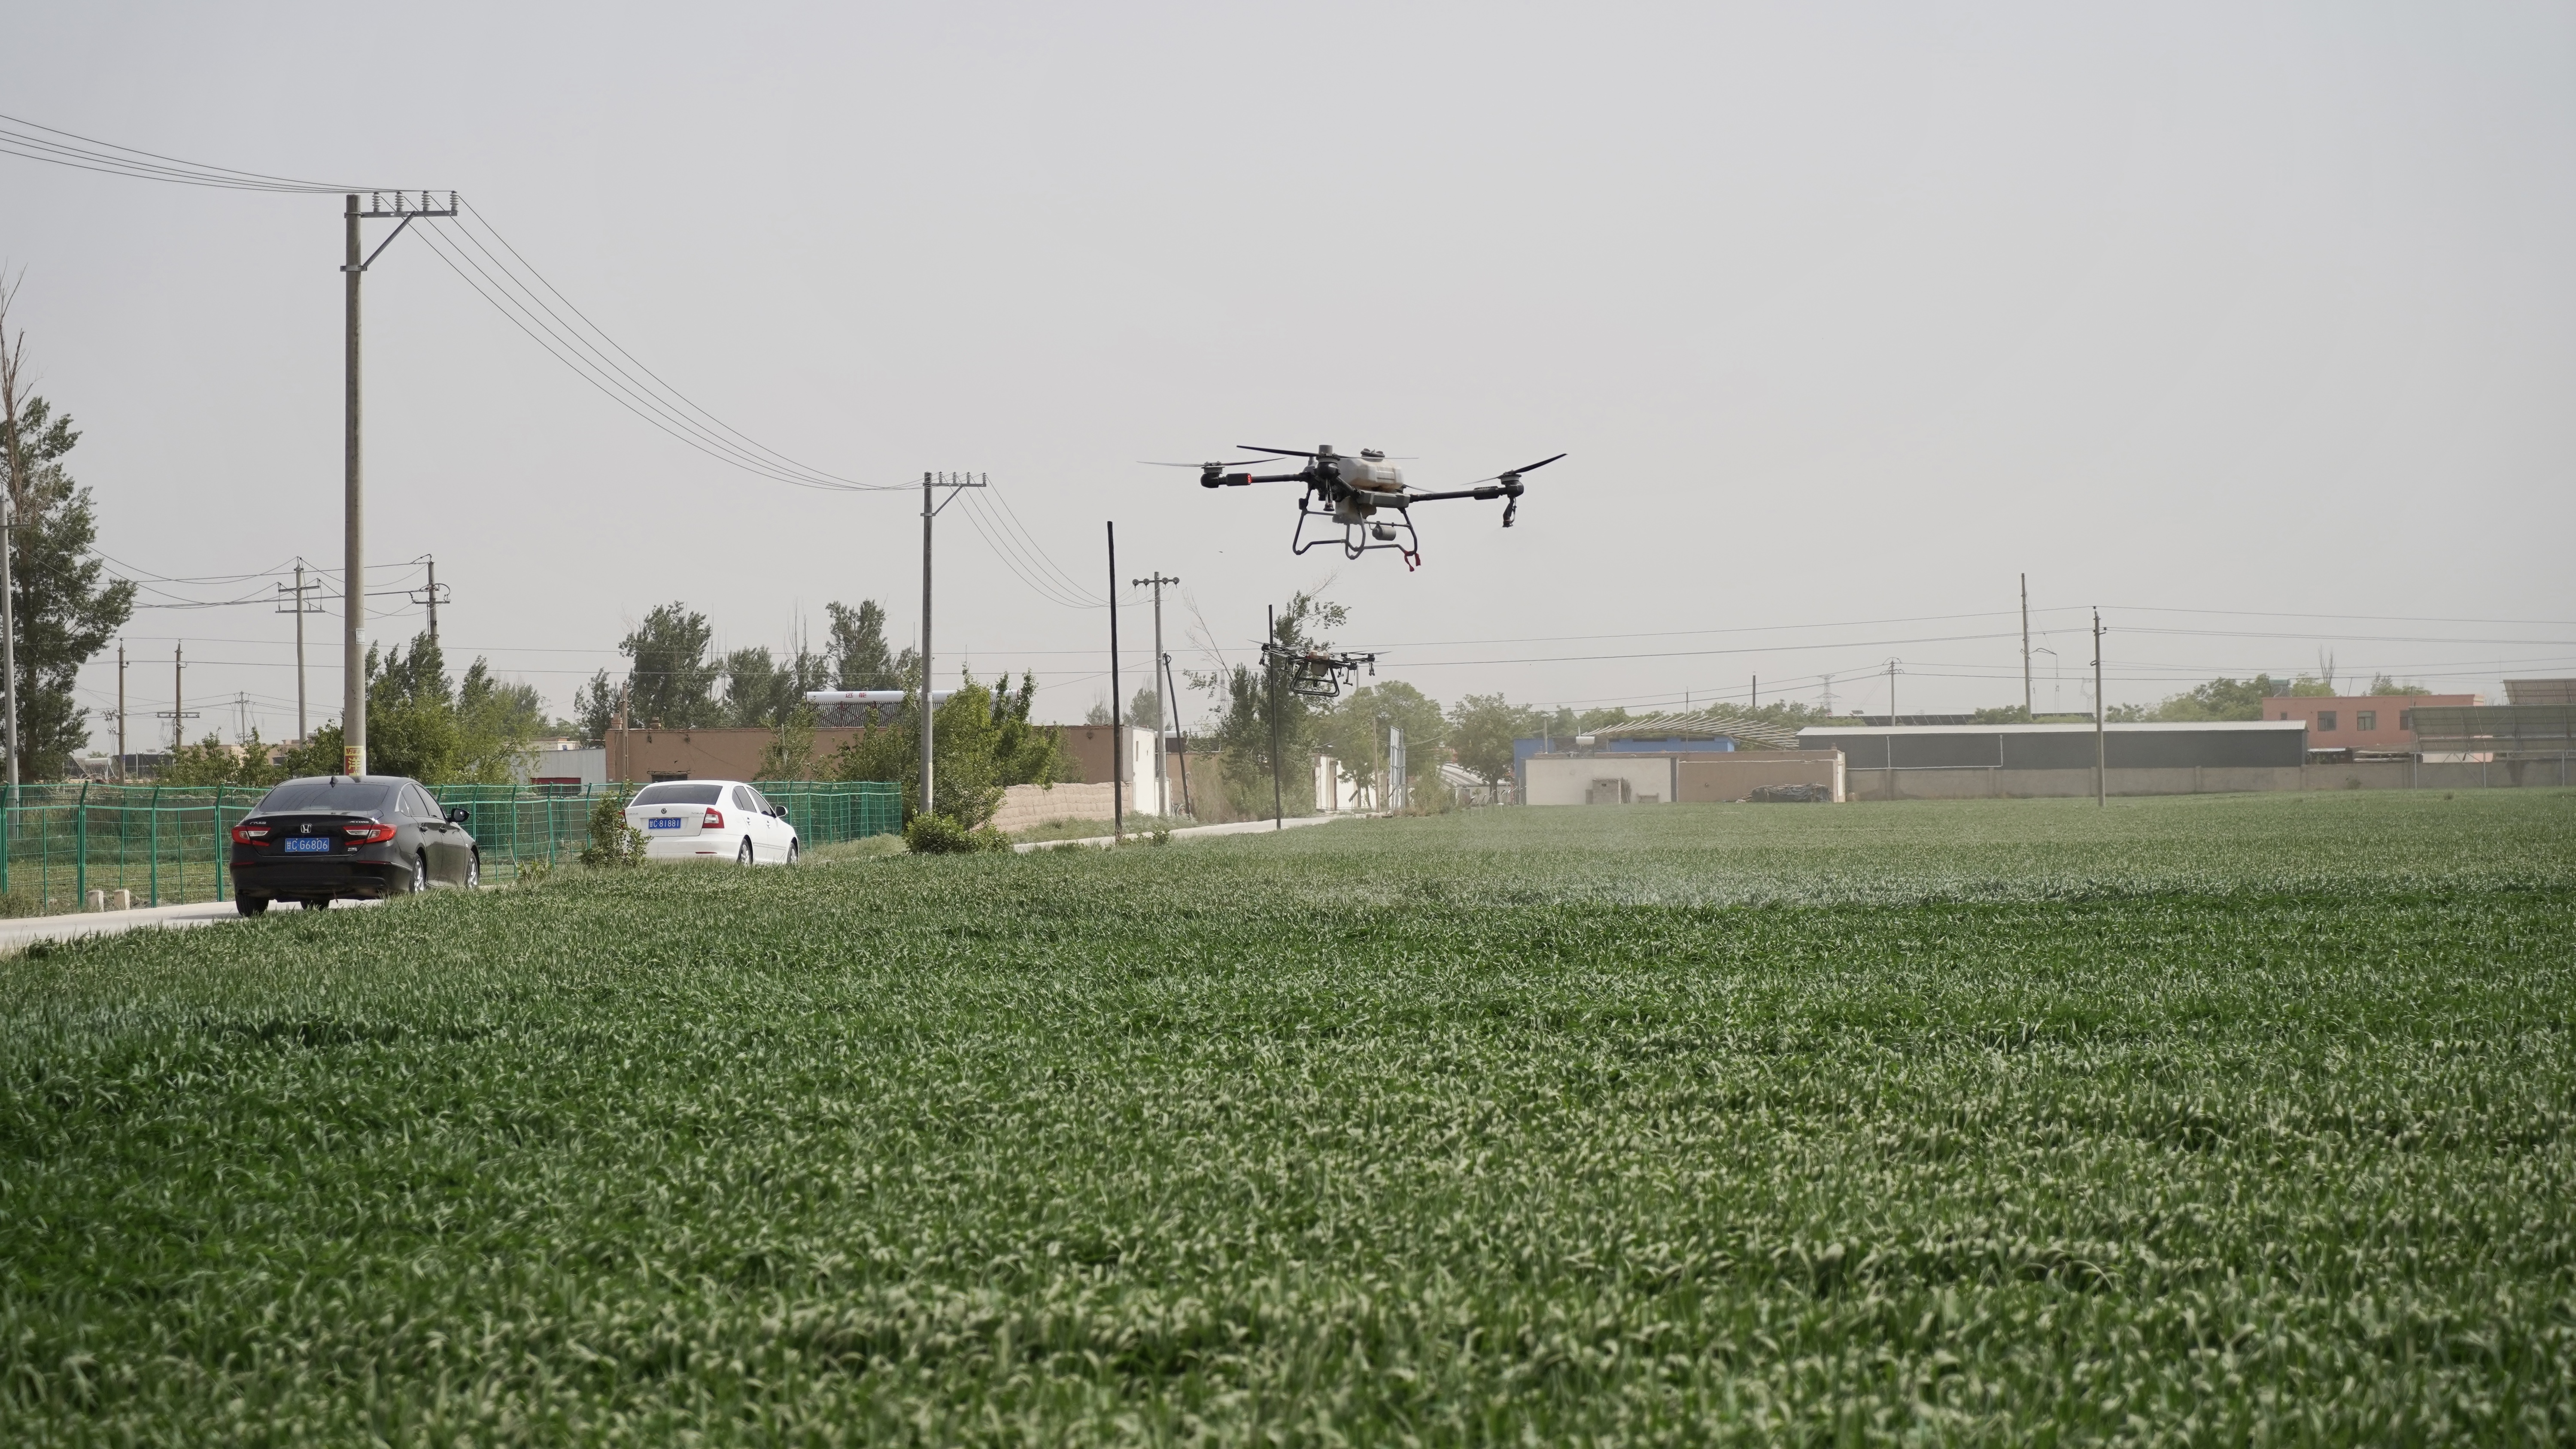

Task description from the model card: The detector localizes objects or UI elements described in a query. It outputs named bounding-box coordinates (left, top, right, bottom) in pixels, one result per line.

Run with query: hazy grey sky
left=3, top=1, right=2570, bottom=745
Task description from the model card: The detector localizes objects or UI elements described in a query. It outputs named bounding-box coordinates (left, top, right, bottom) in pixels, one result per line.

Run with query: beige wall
left=607, top=726, right=884, bottom=783
left=1676, top=750, right=1845, bottom=803
left=990, top=782, right=1118, bottom=834
left=1838, top=758, right=2573, bottom=800
left=1525, top=755, right=1677, bottom=806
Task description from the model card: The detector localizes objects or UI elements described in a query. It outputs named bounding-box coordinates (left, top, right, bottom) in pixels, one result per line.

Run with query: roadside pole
left=1267, top=605, right=1284, bottom=830
left=2092, top=607, right=2107, bottom=807
left=1107, top=522, right=1122, bottom=843
left=1132, top=572, right=1180, bottom=818
left=914, top=471, right=985, bottom=822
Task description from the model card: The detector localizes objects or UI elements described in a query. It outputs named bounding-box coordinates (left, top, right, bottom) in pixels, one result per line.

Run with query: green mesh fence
left=0, top=779, right=901, bottom=913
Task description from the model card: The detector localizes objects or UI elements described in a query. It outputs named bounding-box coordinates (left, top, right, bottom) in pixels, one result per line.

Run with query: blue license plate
left=648, top=817, right=682, bottom=830
left=282, top=837, right=332, bottom=853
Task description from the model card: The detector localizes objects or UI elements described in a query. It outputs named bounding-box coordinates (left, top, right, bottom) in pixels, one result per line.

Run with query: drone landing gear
left=1292, top=499, right=1421, bottom=569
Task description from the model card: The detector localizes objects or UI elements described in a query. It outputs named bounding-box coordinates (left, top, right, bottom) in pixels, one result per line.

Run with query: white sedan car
left=623, top=780, right=801, bottom=864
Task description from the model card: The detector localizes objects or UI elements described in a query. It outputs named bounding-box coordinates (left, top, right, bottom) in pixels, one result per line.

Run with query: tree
left=620, top=603, right=721, bottom=728
left=2367, top=673, right=2431, bottom=696
left=365, top=634, right=464, bottom=783
left=824, top=670, right=1053, bottom=828
left=1448, top=693, right=1541, bottom=787
left=825, top=600, right=899, bottom=689
left=164, top=728, right=287, bottom=788
left=0, top=282, right=136, bottom=780
left=457, top=659, right=546, bottom=782
left=1323, top=679, right=1445, bottom=804
left=572, top=670, right=619, bottom=745
left=1188, top=588, right=1349, bottom=819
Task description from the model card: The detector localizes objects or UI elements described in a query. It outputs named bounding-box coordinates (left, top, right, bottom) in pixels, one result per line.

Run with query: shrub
left=905, top=813, right=1009, bottom=855
left=578, top=791, right=644, bottom=867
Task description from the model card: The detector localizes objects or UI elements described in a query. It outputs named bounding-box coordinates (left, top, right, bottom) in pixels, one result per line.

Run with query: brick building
left=2260, top=694, right=2477, bottom=752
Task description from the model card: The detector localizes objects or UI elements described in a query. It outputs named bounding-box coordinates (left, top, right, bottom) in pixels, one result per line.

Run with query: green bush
left=577, top=791, right=644, bottom=867
left=905, top=813, right=1009, bottom=855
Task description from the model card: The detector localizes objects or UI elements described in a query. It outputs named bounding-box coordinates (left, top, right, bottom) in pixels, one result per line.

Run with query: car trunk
left=248, top=812, right=378, bottom=856
left=629, top=801, right=720, bottom=840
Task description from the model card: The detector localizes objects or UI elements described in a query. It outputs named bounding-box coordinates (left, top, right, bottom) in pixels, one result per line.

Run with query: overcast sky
left=3, top=1, right=2571, bottom=747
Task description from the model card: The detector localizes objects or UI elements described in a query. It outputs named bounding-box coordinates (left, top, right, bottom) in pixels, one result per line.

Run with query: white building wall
left=1524, top=754, right=1678, bottom=806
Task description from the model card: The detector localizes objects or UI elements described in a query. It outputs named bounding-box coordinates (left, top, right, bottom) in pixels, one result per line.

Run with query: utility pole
left=115, top=642, right=126, bottom=781
left=1164, top=651, right=1194, bottom=820
left=915, top=470, right=985, bottom=820
left=2020, top=573, right=2033, bottom=719
left=2092, top=607, right=2107, bottom=808
left=1886, top=658, right=1901, bottom=727
left=344, top=189, right=456, bottom=778
left=1267, top=604, right=1285, bottom=830
left=419, top=555, right=449, bottom=645
left=279, top=563, right=319, bottom=742
left=1107, top=522, right=1124, bottom=843
left=154, top=643, right=199, bottom=754
left=1133, top=571, right=1179, bottom=818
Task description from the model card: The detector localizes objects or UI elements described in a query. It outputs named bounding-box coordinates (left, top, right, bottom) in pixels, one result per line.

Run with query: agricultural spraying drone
left=1261, top=642, right=1379, bottom=700
left=1148, top=444, right=1565, bottom=567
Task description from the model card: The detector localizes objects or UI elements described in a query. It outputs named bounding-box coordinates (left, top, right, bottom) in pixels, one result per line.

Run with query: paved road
left=0, top=896, right=368, bottom=954
left=1012, top=812, right=1369, bottom=852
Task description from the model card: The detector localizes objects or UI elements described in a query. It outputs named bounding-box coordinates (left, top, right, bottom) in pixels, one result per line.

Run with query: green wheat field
left=4, top=791, right=2573, bottom=1445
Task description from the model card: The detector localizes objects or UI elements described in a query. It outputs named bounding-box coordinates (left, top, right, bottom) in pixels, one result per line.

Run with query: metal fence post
left=214, top=784, right=226, bottom=902
left=76, top=783, right=89, bottom=905
left=149, top=784, right=161, bottom=906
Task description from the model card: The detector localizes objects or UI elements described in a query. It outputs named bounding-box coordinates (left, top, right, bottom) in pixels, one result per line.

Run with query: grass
left=1008, top=812, right=1194, bottom=845
left=3, top=790, right=2572, bottom=1444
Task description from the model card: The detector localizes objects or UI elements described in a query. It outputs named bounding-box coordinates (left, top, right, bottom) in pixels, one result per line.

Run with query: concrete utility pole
left=1267, top=604, right=1285, bottom=830
left=1133, top=571, right=1179, bottom=818
left=115, top=642, right=126, bottom=781
left=155, top=643, right=199, bottom=753
left=1886, top=658, right=1901, bottom=727
left=1163, top=650, right=1194, bottom=820
left=2020, top=573, right=2033, bottom=719
left=343, top=190, right=456, bottom=777
left=914, top=470, right=985, bottom=819
left=422, top=555, right=443, bottom=644
left=1107, top=522, right=1124, bottom=843
left=2091, top=608, right=2107, bottom=807
left=279, top=563, right=319, bottom=742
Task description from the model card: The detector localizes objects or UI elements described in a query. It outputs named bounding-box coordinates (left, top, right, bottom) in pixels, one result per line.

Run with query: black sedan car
left=228, top=774, right=479, bottom=915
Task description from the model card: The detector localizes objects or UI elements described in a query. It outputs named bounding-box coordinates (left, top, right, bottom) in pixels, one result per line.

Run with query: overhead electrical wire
left=0, top=111, right=910, bottom=496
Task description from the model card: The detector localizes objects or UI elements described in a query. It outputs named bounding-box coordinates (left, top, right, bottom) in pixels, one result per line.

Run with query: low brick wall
left=990, top=782, right=1118, bottom=834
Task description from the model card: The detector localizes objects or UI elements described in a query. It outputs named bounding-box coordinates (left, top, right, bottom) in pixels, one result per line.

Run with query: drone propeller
left=1461, top=452, right=1569, bottom=487
left=1236, top=444, right=1323, bottom=459
left=1141, top=459, right=1274, bottom=470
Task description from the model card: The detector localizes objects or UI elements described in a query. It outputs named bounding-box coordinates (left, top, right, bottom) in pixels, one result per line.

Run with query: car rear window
left=257, top=780, right=394, bottom=814
left=632, top=782, right=724, bottom=806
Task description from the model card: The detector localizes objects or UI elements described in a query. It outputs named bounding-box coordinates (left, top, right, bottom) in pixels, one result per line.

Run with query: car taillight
left=343, top=822, right=398, bottom=843
left=230, top=825, right=270, bottom=844
left=702, top=808, right=725, bottom=829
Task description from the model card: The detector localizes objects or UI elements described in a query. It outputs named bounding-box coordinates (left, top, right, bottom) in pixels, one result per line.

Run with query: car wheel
left=409, top=851, right=430, bottom=894
left=236, top=894, right=269, bottom=917
left=737, top=837, right=755, bottom=866
left=465, top=850, right=481, bottom=889
left=786, top=839, right=799, bottom=865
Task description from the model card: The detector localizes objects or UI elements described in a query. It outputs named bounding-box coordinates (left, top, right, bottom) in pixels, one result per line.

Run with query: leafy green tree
left=826, top=600, right=900, bottom=690
left=1189, top=588, right=1349, bottom=819
left=365, top=635, right=464, bottom=783
left=2367, top=673, right=2431, bottom=696
left=0, top=389, right=135, bottom=780
left=1448, top=693, right=1541, bottom=787
left=163, top=728, right=287, bottom=787
left=620, top=603, right=721, bottom=729
left=722, top=644, right=829, bottom=729
left=457, top=660, right=545, bottom=782
left=1323, top=680, right=1445, bottom=803
left=825, top=670, right=1060, bottom=827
